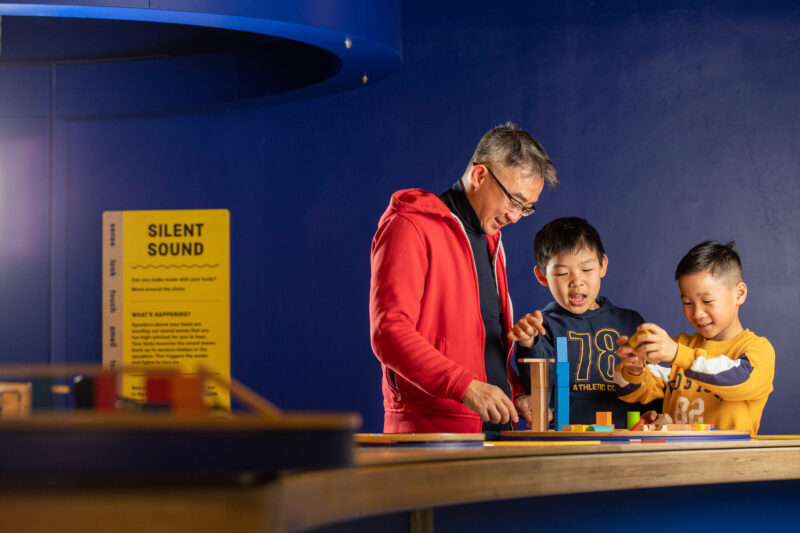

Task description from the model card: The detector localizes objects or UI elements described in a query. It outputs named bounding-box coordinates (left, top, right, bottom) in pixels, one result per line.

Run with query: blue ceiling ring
left=0, top=2, right=403, bottom=117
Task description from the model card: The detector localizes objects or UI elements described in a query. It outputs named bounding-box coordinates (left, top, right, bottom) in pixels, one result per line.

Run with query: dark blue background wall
left=1, top=1, right=798, bottom=433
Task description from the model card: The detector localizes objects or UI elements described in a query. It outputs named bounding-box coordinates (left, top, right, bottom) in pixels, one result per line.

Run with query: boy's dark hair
left=534, top=217, right=605, bottom=273
left=674, top=240, right=743, bottom=285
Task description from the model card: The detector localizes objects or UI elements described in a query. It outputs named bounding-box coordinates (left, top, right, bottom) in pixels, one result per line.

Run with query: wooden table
left=2, top=437, right=800, bottom=532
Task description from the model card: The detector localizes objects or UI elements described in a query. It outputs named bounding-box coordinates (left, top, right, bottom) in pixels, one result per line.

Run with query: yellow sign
left=102, top=209, right=230, bottom=408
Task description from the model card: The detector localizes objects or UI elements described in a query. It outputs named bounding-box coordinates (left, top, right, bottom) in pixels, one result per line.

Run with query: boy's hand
left=632, top=323, right=678, bottom=364
left=642, top=410, right=659, bottom=424
left=508, top=310, right=547, bottom=347
left=511, top=395, right=554, bottom=428
left=513, top=394, right=532, bottom=425
left=616, top=335, right=645, bottom=375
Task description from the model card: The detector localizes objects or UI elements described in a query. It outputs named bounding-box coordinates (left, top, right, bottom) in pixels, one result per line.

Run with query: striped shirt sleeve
left=672, top=338, right=775, bottom=401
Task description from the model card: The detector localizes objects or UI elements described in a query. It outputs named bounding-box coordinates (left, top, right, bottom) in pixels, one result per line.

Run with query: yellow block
left=628, top=330, right=653, bottom=349
left=561, top=424, right=588, bottom=432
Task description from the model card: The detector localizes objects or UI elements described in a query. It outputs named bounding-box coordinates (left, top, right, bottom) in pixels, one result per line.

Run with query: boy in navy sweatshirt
left=510, top=217, right=656, bottom=429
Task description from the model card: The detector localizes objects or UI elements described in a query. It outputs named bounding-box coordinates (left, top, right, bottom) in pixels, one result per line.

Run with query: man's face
left=466, top=163, right=544, bottom=235
left=678, top=270, right=746, bottom=341
left=535, top=247, right=608, bottom=314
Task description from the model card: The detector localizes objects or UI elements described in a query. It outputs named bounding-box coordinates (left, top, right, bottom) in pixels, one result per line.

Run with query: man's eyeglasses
left=473, top=162, right=537, bottom=216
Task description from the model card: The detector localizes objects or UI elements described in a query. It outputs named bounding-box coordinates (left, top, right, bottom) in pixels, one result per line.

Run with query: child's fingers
left=531, top=310, right=547, bottom=336
left=638, top=323, right=669, bottom=338
left=513, top=313, right=546, bottom=338
left=507, top=328, right=533, bottom=342
left=513, top=322, right=537, bottom=339
left=616, top=343, right=635, bottom=357
left=617, top=335, right=629, bottom=347
left=634, top=344, right=652, bottom=361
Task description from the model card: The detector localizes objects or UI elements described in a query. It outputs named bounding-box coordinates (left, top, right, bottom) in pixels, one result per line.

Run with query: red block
left=146, top=375, right=172, bottom=405
left=94, top=372, right=118, bottom=411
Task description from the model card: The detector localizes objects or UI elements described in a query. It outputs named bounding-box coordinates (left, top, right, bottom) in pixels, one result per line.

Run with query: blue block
left=556, top=337, right=568, bottom=363
left=556, top=362, right=569, bottom=375
left=555, top=385, right=569, bottom=429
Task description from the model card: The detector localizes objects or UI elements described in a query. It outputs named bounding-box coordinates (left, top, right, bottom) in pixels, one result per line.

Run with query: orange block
left=596, top=411, right=613, bottom=426
left=171, top=374, right=207, bottom=414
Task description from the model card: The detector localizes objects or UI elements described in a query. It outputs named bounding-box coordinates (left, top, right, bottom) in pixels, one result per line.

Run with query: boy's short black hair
left=674, top=240, right=743, bottom=286
left=534, top=217, right=605, bottom=274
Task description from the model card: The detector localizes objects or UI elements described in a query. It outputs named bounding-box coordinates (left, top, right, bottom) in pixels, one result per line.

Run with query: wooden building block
left=628, top=329, right=653, bottom=349
left=0, top=382, right=32, bottom=418
left=596, top=411, right=613, bottom=426
left=31, top=378, right=53, bottom=409
left=171, top=374, right=207, bottom=414
left=94, top=372, right=119, bottom=411
left=556, top=337, right=568, bottom=363
left=586, top=425, right=613, bottom=432
left=146, top=375, right=172, bottom=406
left=528, top=360, right=549, bottom=432
left=664, top=424, right=692, bottom=431
left=555, top=386, right=569, bottom=430
left=627, top=411, right=641, bottom=430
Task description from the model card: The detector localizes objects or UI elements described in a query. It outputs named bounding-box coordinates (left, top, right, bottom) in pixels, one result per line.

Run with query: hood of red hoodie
left=377, top=188, right=505, bottom=251
left=378, top=188, right=454, bottom=226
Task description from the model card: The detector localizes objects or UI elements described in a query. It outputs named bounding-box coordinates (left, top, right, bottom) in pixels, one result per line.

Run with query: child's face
left=535, top=246, right=607, bottom=314
left=678, top=270, right=747, bottom=341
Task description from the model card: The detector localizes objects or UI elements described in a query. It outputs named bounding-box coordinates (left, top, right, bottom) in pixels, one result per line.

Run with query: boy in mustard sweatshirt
left=614, top=240, right=774, bottom=434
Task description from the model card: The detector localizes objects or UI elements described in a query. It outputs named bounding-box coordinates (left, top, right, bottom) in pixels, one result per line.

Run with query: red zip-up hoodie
left=369, top=188, right=525, bottom=433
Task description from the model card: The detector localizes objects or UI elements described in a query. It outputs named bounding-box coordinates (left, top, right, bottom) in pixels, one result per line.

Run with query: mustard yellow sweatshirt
left=614, top=329, right=775, bottom=434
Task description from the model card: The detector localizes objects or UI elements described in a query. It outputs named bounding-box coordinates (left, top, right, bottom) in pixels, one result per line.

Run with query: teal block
left=555, top=385, right=569, bottom=429
left=556, top=362, right=569, bottom=375
left=31, top=378, right=53, bottom=409
left=587, top=425, right=613, bottom=432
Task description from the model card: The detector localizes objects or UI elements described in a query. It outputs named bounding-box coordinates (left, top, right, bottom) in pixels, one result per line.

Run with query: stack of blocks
left=555, top=337, right=569, bottom=430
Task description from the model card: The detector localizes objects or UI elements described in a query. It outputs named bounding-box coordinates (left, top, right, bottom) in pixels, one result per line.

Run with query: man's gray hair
left=467, top=122, right=558, bottom=187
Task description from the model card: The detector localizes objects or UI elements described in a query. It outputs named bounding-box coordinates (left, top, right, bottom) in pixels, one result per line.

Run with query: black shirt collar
left=439, top=180, right=484, bottom=235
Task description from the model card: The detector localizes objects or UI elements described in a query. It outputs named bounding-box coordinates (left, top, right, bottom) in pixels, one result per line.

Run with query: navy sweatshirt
left=516, top=297, right=660, bottom=429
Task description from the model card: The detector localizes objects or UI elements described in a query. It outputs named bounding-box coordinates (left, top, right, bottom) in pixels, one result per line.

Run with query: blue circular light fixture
left=0, top=1, right=403, bottom=117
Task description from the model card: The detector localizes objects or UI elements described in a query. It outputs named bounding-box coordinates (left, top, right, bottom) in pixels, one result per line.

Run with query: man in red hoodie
left=370, top=124, right=558, bottom=434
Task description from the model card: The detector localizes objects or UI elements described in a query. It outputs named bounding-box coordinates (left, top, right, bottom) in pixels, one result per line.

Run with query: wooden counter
left=3, top=437, right=800, bottom=532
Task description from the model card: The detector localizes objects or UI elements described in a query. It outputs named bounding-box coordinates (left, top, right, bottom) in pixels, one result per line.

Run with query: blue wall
left=1, top=1, right=798, bottom=433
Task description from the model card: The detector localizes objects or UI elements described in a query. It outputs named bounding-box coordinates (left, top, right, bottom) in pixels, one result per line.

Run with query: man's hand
left=632, top=323, right=678, bottom=364
left=462, top=380, right=519, bottom=424
left=616, top=335, right=645, bottom=375
left=507, top=310, right=547, bottom=347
